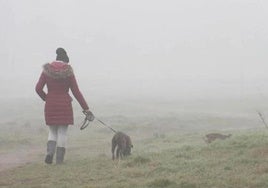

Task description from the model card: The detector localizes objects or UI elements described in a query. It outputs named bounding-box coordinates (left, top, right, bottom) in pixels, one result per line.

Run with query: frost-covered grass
left=1, top=99, right=268, bottom=187
left=1, top=128, right=268, bottom=188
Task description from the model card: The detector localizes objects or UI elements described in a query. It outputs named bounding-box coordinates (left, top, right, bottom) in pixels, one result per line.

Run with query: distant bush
left=124, top=156, right=151, bottom=167
left=148, top=178, right=177, bottom=188
left=133, top=156, right=151, bottom=164
left=153, top=132, right=166, bottom=139
left=179, top=181, right=198, bottom=188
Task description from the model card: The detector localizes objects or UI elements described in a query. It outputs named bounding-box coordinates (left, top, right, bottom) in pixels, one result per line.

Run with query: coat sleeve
left=35, top=72, right=47, bottom=101
left=70, top=75, right=89, bottom=110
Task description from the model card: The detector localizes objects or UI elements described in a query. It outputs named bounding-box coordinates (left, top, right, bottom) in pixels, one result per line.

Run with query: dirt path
left=0, top=146, right=42, bottom=172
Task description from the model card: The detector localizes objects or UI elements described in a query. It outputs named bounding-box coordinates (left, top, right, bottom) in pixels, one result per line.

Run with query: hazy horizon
left=1, top=0, right=268, bottom=102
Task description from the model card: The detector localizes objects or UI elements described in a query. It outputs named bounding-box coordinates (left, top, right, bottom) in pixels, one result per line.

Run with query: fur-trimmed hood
left=43, top=61, right=73, bottom=79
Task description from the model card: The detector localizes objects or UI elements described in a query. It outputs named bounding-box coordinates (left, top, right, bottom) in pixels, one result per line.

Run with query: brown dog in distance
left=112, top=131, right=133, bottom=160
left=204, top=133, right=232, bottom=143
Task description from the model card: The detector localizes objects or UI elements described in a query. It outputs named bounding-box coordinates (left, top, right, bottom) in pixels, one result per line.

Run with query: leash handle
left=80, top=117, right=90, bottom=130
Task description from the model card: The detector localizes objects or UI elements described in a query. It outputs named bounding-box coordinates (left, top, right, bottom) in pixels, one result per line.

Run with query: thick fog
left=1, top=0, right=268, bottom=103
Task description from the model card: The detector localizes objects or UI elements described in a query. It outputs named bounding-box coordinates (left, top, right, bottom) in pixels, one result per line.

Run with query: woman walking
left=35, top=48, right=94, bottom=164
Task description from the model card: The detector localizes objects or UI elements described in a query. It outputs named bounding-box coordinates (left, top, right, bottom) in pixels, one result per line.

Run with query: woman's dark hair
left=56, top=47, right=69, bottom=63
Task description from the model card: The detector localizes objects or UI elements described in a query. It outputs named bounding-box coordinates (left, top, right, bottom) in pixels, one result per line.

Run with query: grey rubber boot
left=45, top=140, right=56, bottom=164
left=56, top=147, right=66, bottom=164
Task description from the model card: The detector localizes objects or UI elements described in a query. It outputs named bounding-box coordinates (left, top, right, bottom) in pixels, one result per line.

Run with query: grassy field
left=1, top=98, right=268, bottom=188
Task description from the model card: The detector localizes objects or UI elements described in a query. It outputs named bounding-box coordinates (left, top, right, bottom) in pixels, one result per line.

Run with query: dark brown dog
left=112, top=131, right=133, bottom=160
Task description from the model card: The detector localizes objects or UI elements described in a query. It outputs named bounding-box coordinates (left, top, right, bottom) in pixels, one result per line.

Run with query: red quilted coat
left=35, top=61, right=89, bottom=126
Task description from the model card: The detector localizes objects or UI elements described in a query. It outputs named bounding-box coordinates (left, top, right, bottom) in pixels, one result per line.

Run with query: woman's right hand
left=83, top=109, right=95, bottom=121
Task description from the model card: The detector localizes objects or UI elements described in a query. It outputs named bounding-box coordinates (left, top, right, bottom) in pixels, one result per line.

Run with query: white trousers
left=48, top=125, right=68, bottom=147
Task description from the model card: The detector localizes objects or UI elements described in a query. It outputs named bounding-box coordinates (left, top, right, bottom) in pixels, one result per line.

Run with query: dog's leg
left=112, top=150, right=115, bottom=160
left=119, top=150, right=123, bottom=159
left=116, top=147, right=120, bottom=159
left=112, top=142, right=116, bottom=160
left=120, top=140, right=127, bottom=159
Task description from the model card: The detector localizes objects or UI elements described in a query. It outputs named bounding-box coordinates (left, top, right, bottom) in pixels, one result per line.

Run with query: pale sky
left=1, top=0, right=268, bottom=100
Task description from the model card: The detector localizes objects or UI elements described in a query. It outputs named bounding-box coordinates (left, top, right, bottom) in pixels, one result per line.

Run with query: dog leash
left=80, top=115, right=117, bottom=133
left=96, top=118, right=117, bottom=133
